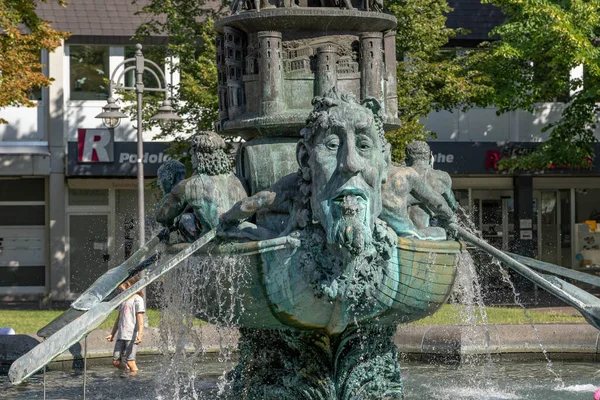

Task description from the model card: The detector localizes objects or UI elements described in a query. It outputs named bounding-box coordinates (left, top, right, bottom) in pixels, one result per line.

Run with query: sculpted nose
left=339, top=141, right=362, bottom=176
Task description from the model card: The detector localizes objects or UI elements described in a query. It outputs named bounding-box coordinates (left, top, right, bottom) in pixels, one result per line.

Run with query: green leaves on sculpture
left=0, top=0, right=70, bottom=124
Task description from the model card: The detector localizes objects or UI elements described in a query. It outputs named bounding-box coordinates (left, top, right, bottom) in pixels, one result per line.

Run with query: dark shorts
left=112, top=339, right=138, bottom=362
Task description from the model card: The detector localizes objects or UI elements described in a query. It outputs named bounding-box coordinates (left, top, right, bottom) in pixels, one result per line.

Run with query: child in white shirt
left=106, top=275, right=145, bottom=372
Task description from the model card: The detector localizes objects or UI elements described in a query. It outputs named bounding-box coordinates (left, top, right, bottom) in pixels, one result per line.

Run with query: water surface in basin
left=1, top=357, right=598, bottom=399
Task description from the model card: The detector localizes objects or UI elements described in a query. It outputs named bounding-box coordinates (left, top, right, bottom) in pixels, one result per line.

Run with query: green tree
left=130, top=0, right=489, bottom=163
left=126, top=0, right=225, bottom=165
left=469, top=0, right=600, bottom=171
left=386, top=0, right=491, bottom=162
left=0, top=0, right=70, bottom=124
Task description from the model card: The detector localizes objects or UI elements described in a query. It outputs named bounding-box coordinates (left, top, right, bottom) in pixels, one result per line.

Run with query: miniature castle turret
left=383, top=31, right=398, bottom=119
left=224, top=27, right=246, bottom=119
left=359, top=32, right=384, bottom=102
left=316, top=44, right=339, bottom=97
left=257, top=31, right=285, bottom=116
left=216, top=34, right=228, bottom=121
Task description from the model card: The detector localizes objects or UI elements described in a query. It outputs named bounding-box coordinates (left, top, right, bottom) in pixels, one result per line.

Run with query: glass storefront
left=469, top=190, right=514, bottom=251
left=66, top=185, right=160, bottom=295
left=452, top=186, right=576, bottom=267
left=0, top=178, right=46, bottom=292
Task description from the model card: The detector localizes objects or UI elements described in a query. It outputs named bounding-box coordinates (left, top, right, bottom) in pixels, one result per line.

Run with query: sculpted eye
left=325, top=136, right=340, bottom=150
left=357, top=137, right=372, bottom=150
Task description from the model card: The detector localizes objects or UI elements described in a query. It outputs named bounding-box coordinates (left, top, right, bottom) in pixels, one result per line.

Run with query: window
left=0, top=179, right=44, bottom=201
left=70, top=45, right=110, bottom=100
left=0, top=206, right=45, bottom=225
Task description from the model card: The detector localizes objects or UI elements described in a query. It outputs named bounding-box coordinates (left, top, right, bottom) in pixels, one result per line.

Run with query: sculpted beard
left=326, top=194, right=373, bottom=254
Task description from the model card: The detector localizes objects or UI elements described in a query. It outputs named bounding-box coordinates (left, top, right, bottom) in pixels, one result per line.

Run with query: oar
left=457, top=227, right=600, bottom=330
left=9, top=229, right=216, bottom=386
left=36, top=255, right=161, bottom=338
left=36, top=234, right=162, bottom=338
left=71, top=234, right=162, bottom=311
left=504, top=251, right=600, bottom=289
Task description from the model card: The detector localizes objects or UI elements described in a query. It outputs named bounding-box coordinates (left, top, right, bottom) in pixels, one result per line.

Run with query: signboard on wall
left=77, top=129, right=114, bottom=162
left=67, top=141, right=181, bottom=177
left=427, top=142, right=600, bottom=175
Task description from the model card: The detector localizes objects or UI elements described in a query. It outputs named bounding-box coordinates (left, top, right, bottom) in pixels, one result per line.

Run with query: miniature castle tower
left=359, top=32, right=384, bottom=102
left=216, top=34, right=228, bottom=121
left=315, top=44, right=339, bottom=97
left=224, top=27, right=246, bottom=119
left=383, top=31, right=398, bottom=119
left=257, top=31, right=285, bottom=116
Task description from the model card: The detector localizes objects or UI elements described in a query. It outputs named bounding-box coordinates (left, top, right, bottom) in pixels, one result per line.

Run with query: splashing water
left=454, top=205, right=565, bottom=388
left=153, top=252, right=250, bottom=399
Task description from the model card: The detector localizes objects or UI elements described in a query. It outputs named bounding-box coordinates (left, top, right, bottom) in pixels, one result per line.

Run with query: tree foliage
left=129, top=0, right=488, bottom=163
left=128, top=0, right=600, bottom=171
left=0, top=0, right=69, bottom=124
left=126, top=0, right=225, bottom=164
left=469, top=0, right=600, bottom=171
left=385, top=0, right=491, bottom=162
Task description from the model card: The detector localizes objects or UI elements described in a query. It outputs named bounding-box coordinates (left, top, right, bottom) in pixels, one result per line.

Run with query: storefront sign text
left=77, top=129, right=114, bottom=163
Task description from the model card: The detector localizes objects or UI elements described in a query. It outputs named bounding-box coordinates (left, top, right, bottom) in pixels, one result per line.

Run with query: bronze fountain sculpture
left=9, top=2, right=600, bottom=399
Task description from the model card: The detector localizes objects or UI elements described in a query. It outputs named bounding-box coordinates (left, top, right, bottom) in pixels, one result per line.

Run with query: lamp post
left=96, top=44, right=181, bottom=249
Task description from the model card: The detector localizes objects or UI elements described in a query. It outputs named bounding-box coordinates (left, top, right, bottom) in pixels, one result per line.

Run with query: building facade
left=426, top=0, right=600, bottom=269
left=0, top=2, right=177, bottom=302
left=1, top=0, right=599, bottom=302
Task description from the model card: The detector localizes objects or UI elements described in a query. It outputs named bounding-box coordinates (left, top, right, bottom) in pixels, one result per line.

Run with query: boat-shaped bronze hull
left=186, top=236, right=465, bottom=333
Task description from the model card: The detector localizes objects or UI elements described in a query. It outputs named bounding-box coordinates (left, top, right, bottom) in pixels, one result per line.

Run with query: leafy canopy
left=129, top=0, right=600, bottom=171
left=0, top=0, right=70, bottom=123
left=469, top=0, right=600, bottom=171
left=123, top=0, right=225, bottom=167
left=385, top=0, right=491, bottom=162
left=130, top=0, right=486, bottom=164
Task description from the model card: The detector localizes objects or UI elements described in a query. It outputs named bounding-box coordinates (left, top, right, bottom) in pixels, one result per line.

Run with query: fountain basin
left=181, top=235, right=464, bottom=333
left=2, top=355, right=599, bottom=400
left=214, top=8, right=398, bottom=34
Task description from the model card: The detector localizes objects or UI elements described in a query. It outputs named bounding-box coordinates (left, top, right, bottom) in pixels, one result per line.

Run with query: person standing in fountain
left=106, top=275, right=145, bottom=374
left=155, top=132, right=248, bottom=237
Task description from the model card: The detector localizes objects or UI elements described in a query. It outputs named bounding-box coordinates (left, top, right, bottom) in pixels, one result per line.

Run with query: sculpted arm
left=155, top=184, right=189, bottom=228
left=220, top=191, right=278, bottom=224
left=440, top=172, right=457, bottom=212
left=220, top=173, right=298, bottom=224
left=407, top=169, right=454, bottom=224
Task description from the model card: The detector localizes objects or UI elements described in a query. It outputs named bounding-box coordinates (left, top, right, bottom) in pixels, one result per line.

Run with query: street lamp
left=96, top=43, right=181, bottom=249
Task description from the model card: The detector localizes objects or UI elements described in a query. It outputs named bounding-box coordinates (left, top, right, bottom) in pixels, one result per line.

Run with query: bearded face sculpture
left=297, top=93, right=391, bottom=254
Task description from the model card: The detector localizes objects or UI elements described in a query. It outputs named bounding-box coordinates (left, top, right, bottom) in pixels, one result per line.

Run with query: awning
left=0, top=142, right=51, bottom=175
left=0, top=142, right=50, bottom=155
